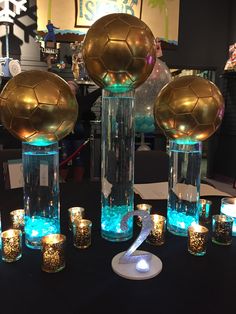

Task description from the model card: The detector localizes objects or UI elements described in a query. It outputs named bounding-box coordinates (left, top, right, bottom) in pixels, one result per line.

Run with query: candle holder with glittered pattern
left=212, top=214, right=233, bottom=246
left=41, top=234, right=66, bottom=273
left=220, top=197, right=236, bottom=236
left=146, top=214, right=166, bottom=246
left=188, top=224, right=209, bottom=256
left=10, top=209, right=25, bottom=233
left=136, top=204, right=152, bottom=227
left=1, top=229, right=22, bottom=262
left=199, top=199, right=212, bottom=225
left=73, top=219, right=92, bottom=249
left=68, top=207, right=85, bottom=231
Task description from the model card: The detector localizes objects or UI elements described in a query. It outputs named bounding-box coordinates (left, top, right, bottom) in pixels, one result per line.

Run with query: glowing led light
left=32, top=230, right=39, bottom=237
left=136, top=259, right=150, bottom=273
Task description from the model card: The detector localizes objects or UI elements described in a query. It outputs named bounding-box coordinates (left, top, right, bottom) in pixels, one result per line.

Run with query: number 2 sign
left=111, top=210, right=163, bottom=280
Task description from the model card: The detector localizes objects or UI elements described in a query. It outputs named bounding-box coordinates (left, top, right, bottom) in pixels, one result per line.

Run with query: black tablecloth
left=0, top=181, right=234, bottom=314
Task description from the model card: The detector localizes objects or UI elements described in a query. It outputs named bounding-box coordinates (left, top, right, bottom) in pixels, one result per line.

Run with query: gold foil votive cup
left=41, top=234, right=66, bottom=273
left=73, top=219, right=92, bottom=249
left=68, top=206, right=85, bottom=231
left=136, top=204, right=152, bottom=227
left=212, top=214, right=233, bottom=246
left=10, top=209, right=25, bottom=233
left=199, top=199, right=212, bottom=225
left=146, top=214, right=166, bottom=246
left=1, top=229, right=22, bottom=262
left=188, top=224, right=209, bottom=256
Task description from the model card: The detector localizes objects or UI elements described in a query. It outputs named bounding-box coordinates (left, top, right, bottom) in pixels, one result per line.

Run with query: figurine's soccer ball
left=0, top=70, right=78, bottom=144
left=83, top=13, right=156, bottom=93
left=154, top=75, right=225, bottom=141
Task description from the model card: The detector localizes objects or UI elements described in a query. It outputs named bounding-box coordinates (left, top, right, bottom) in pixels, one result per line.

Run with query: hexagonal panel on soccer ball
left=211, top=88, right=225, bottom=107
left=105, top=19, right=131, bottom=40
left=83, top=31, right=109, bottom=58
left=34, top=80, right=60, bottom=105
left=191, top=124, right=215, bottom=141
left=155, top=86, right=174, bottom=108
left=30, top=104, right=62, bottom=133
left=175, top=113, right=197, bottom=135
left=11, top=117, right=36, bottom=140
left=169, top=87, right=198, bottom=114
left=193, top=97, right=220, bottom=124
left=85, top=58, right=107, bottom=86
left=127, top=28, right=153, bottom=58
left=165, top=129, right=187, bottom=139
left=127, top=58, right=148, bottom=83
left=171, top=76, right=196, bottom=89
left=6, top=87, right=38, bottom=117
left=14, top=71, right=49, bottom=88
left=155, top=106, right=175, bottom=130
left=101, top=41, right=132, bottom=71
left=55, top=120, right=76, bottom=140
left=57, top=94, right=78, bottom=119
left=190, top=78, right=212, bottom=98
left=0, top=79, right=17, bottom=98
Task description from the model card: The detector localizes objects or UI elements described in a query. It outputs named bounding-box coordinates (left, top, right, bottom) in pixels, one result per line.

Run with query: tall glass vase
left=101, top=90, right=135, bottom=242
left=23, top=142, right=60, bottom=249
left=167, top=140, right=202, bottom=236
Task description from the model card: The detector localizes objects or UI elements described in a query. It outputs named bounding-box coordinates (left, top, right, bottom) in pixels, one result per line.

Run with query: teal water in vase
left=23, top=142, right=60, bottom=249
left=101, top=90, right=134, bottom=242
left=167, top=140, right=202, bottom=236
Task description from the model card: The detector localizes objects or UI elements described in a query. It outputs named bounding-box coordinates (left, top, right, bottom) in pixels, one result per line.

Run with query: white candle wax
left=221, top=198, right=236, bottom=236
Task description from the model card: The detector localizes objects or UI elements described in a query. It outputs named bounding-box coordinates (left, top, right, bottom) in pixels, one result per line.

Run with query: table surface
left=0, top=180, right=234, bottom=314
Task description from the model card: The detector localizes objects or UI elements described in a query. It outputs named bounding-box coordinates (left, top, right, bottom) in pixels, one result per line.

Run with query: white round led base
left=111, top=250, right=162, bottom=280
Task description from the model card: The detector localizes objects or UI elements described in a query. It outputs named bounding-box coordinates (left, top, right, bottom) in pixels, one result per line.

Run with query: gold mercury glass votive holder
left=41, top=234, right=66, bottom=273
left=68, top=206, right=85, bottom=231
left=136, top=204, right=152, bottom=227
left=199, top=199, right=212, bottom=225
left=188, top=224, right=209, bottom=256
left=1, top=229, right=22, bottom=262
left=212, top=214, right=233, bottom=246
left=10, top=209, right=25, bottom=233
left=73, top=219, right=92, bottom=249
left=146, top=214, right=166, bottom=246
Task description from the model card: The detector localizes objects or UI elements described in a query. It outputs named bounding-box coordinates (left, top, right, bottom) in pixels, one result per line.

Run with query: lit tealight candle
left=136, top=204, right=152, bottom=227
left=73, top=219, right=92, bottom=249
left=188, top=224, right=209, bottom=256
left=146, top=214, right=166, bottom=246
left=68, top=206, right=85, bottom=231
left=1, top=229, right=22, bottom=262
left=220, top=198, right=236, bottom=236
left=212, top=214, right=233, bottom=245
left=10, top=209, right=25, bottom=233
left=41, top=234, right=66, bottom=273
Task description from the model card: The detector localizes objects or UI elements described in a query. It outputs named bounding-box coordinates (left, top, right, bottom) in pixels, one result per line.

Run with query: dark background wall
left=162, top=0, right=231, bottom=85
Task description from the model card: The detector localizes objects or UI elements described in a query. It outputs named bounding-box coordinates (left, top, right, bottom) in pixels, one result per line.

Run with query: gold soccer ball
left=0, top=70, right=78, bottom=144
left=83, top=13, right=156, bottom=93
left=154, top=75, right=225, bottom=141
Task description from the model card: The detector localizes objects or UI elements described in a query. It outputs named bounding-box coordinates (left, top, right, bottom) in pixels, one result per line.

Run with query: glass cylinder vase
left=101, top=90, right=135, bottom=242
left=167, top=140, right=202, bottom=236
left=23, top=142, right=60, bottom=249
